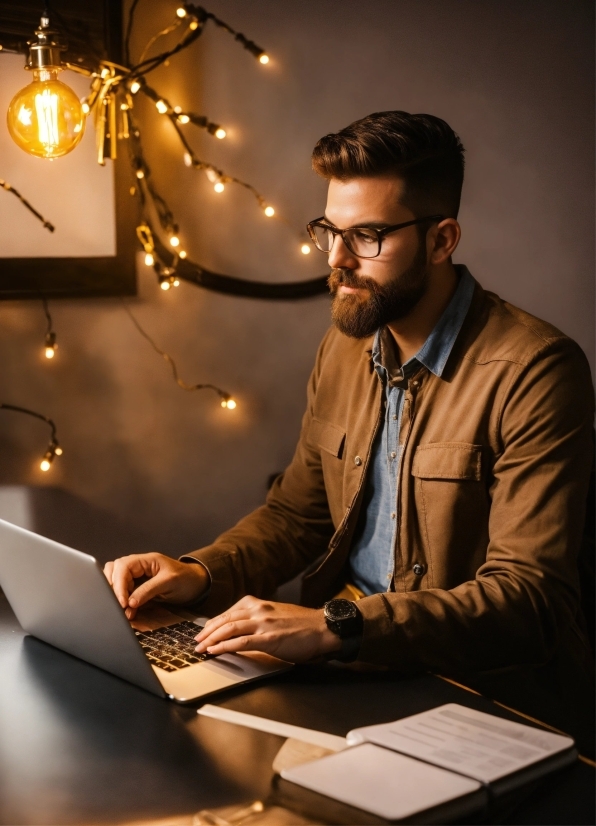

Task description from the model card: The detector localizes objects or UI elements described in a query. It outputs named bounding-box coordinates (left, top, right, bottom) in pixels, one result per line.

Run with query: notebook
left=277, top=703, right=577, bottom=824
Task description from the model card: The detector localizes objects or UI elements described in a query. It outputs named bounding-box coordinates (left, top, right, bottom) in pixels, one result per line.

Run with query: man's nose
left=327, top=233, right=359, bottom=270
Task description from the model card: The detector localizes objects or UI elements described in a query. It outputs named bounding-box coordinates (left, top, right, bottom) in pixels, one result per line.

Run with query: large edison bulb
left=7, top=68, right=85, bottom=159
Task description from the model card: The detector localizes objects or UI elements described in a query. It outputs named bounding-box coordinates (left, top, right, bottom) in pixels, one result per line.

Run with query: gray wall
left=1, top=0, right=593, bottom=555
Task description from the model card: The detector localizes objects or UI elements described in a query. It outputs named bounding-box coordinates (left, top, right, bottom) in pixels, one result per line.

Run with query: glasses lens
left=311, top=223, right=334, bottom=252
left=344, top=227, right=380, bottom=258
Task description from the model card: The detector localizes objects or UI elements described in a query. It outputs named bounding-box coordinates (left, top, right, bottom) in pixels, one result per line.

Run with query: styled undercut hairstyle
left=312, top=111, right=465, bottom=219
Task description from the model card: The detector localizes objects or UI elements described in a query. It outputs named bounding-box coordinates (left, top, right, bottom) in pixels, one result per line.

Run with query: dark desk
left=0, top=593, right=593, bottom=826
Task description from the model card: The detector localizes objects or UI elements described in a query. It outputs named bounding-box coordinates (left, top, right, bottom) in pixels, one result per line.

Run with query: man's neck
left=387, top=261, right=459, bottom=365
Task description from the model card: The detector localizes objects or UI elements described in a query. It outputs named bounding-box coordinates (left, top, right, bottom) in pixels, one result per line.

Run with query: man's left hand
left=194, top=596, right=342, bottom=663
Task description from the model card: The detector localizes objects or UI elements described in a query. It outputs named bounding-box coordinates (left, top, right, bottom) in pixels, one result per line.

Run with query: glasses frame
left=306, top=214, right=444, bottom=259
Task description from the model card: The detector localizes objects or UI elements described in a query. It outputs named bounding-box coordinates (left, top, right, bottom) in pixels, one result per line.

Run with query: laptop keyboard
left=135, top=620, right=213, bottom=672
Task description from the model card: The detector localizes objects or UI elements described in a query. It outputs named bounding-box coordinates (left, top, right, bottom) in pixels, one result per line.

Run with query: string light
left=177, top=113, right=190, bottom=124
left=81, top=101, right=90, bottom=114
left=120, top=301, right=235, bottom=409
left=170, top=235, right=180, bottom=247
left=214, top=127, right=226, bottom=139
left=176, top=7, right=187, bottom=17
left=300, top=243, right=311, bottom=255
left=155, top=99, right=168, bottom=114
left=214, top=181, right=225, bottom=193
left=41, top=296, right=57, bottom=360
left=179, top=250, right=187, bottom=259
left=130, top=80, right=141, bottom=94
left=144, top=252, right=155, bottom=266
left=259, top=54, right=270, bottom=64
left=0, top=179, right=55, bottom=232
left=0, top=403, right=61, bottom=473
left=264, top=206, right=275, bottom=217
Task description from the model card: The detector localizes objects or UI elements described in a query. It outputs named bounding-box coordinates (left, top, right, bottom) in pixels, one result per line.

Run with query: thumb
left=128, top=572, right=170, bottom=608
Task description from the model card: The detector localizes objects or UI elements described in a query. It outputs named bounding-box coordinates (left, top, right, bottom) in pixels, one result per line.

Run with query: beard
left=328, top=239, right=429, bottom=339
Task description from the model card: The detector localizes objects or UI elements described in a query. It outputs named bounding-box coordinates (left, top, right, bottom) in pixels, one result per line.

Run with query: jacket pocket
left=309, top=417, right=346, bottom=459
left=411, top=443, right=489, bottom=588
left=412, top=442, right=482, bottom=480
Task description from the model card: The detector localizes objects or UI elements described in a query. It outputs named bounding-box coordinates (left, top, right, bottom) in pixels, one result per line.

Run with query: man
left=105, top=112, right=594, bottom=725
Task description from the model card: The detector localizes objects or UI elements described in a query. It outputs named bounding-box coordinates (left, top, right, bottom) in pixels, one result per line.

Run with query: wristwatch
left=323, top=598, right=363, bottom=662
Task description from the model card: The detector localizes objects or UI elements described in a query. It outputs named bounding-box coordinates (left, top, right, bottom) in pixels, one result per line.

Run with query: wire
left=120, top=300, right=234, bottom=403
left=0, top=179, right=55, bottom=232
left=41, top=296, right=53, bottom=339
left=0, top=403, right=61, bottom=470
left=137, top=20, right=183, bottom=66
left=124, top=0, right=141, bottom=65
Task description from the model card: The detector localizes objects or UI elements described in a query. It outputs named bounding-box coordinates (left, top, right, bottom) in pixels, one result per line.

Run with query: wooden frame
left=0, top=0, right=137, bottom=299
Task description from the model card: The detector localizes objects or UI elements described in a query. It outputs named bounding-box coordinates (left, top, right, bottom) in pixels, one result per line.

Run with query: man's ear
left=428, top=219, right=461, bottom=264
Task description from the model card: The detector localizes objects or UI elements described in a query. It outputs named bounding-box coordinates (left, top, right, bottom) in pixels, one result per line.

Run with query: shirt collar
left=372, top=264, right=475, bottom=380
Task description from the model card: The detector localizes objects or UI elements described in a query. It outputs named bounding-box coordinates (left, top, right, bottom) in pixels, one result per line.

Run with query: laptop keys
left=135, top=621, right=213, bottom=671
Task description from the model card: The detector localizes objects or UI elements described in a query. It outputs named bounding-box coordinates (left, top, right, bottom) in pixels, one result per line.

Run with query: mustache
left=327, top=268, right=382, bottom=295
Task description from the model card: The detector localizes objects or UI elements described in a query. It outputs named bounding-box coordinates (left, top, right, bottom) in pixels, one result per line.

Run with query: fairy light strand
left=41, top=296, right=57, bottom=359
left=120, top=300, right=236, bottom=408
left=0, top=179, right=55, bottom=232
left=0, top=403, right=62, bottom=471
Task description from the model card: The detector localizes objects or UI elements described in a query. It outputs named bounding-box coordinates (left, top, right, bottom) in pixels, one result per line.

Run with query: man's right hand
left=103, top=553, right=209, bottom=620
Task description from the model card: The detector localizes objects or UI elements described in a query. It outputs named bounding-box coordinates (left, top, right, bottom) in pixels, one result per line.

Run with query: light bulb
left=40, top=458, right=51, bottom=472
left=160, top=280, right=171, bottom=291
left=259, top=54, right=270, bottom=64
left=264, top=206, right=275, bottom=217
left=170, top=235, right=180, bottom=247
left=54, top=446, right=63, bottom=455
left=215, top=127, right=226, bottom=139
left=7, top=68, right=85, bottom=159
left=189, top=20, right=199, bottom=30
left=155, top=99, right=168, bottom=114
left=130, top=80, right=141, bottom=94
left=45, top=346, right=55, bottom=359
left=136, top=169, right=145, bottom=179
left=300, top=244, right=311, bottom=255
left=176, top=7, right=187, bottom=17
left=173, top=278, right=180, bottom=287
left=177, top=113, right=190, bottom=124
left=214, top=182, right=225, bottom=193
left=183, top=152, right=192, bottom=167
left=81, top=101, right=90, bottom=114
left=144, top=252, right=154, bottom=266
left=225, top=399, right=237, bottom=409
left=179, top=250, right=187, bottom=259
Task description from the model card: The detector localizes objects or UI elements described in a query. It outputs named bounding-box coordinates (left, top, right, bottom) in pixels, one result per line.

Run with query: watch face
left=326, top=599, right=357, bottom=621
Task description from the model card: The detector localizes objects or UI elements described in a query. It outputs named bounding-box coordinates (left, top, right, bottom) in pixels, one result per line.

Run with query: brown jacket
left=188, top=279, right=594, bottom=681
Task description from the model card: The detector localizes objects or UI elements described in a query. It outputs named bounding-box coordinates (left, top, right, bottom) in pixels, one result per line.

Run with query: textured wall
left=0, top=0, right=593, bottom=556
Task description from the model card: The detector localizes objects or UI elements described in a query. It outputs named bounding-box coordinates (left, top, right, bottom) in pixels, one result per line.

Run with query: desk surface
left=0, top=593, right=593, bottom=826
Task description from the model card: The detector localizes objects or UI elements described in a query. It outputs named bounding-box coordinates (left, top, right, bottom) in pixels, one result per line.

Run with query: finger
left=103, top=561, right=114, bottom=585
left=110, top=556, right=155, bottom=608
left=203, top=634, right=273, bottom=656
left=195, top=619, right=256, bottom=652
left=128, top=571, right=173, bottom=609
left=195, top=609, right=251, bottom=642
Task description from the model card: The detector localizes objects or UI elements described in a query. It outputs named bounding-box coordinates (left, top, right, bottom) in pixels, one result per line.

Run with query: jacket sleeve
left=181, top=330, right=336, bottom=616
left=355, top=338, right=595, bottom=673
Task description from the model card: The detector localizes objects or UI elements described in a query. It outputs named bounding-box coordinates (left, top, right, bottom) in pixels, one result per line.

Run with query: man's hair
left=312, top=111, right=465, bottom=219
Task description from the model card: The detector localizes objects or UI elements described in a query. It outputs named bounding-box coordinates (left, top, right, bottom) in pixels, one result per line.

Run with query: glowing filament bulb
left=264, top=206, right=275, bottom=217
left=130, top=80, right=141, bottom=94
left=144, top=252, right=155, bottom=266
left=45, top=346, right=55, bottom=359
left=54, top=446, right=63, bottom=456
left=221, top=398, right=237, bottom=410
left=160, top=280, right=171, bottom=291
left=177, top=113, right=190, bottom=124
left=136, top=169, right=145, bottom=179
left=170, top=235, right=180, bottom=247
left=173, top=278, right=180, bottom=287
left=214, top=182, right=225, bottom=193
left=155, top=99, right=168, bottom=114
left=189, top=20, right=198, bottom=30
left=179, top=250, right=187, bottom=259
left=40, top=459, right=51, bottom=472
left=176, top=7, right=187, bottom=17
left=214, top=128, right=226, bottom=139
left=259, top=54, right=270, bottom=65
left=301, top=244, right=311, bottom=255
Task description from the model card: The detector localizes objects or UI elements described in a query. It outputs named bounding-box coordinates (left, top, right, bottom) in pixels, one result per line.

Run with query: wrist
left=319, top=610, right=343, bottom=656
left=183, top=560, right=210, bottom=602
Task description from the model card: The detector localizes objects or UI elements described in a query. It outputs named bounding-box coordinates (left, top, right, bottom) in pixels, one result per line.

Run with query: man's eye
left=352, top=230, right=377, bottom=243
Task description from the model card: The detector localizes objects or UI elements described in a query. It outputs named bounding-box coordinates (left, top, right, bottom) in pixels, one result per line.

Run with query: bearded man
left=105, top=112, right=594, bottom=741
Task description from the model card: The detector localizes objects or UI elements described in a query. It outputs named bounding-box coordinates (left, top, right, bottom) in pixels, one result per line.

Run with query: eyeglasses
left=306, top=214, right=444, bottom=259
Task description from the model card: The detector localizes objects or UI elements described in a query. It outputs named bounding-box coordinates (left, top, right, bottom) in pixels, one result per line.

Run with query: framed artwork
left=0, top=0, right=136, bottom=298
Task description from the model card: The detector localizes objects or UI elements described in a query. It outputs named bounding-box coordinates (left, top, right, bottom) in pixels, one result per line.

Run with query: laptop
left=0, top=517, right=290, bottom=702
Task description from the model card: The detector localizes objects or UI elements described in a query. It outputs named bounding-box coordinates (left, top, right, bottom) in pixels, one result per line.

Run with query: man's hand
left=103, top=553, right=209, bottom=619
left=194, top=596, right=342, bottom=663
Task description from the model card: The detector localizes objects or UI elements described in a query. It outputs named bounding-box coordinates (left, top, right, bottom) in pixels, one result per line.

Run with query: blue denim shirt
left=349, top=265, right=476, bottom=595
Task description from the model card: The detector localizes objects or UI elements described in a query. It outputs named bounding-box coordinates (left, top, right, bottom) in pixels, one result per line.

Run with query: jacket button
left=412, top=563, right=425, bottom=576
left=354, top=456, right=362, bottom=466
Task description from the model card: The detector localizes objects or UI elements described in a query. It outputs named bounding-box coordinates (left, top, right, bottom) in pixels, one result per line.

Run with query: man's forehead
left=324, top=175, right=413, bottom=225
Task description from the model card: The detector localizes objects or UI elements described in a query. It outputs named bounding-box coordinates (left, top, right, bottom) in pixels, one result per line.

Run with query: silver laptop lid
left=0, top=518, right=164, bottom=697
